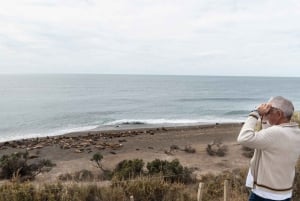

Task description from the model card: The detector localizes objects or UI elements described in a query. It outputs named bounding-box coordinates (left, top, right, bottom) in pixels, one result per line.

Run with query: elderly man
left=238, top=96, right=300, bottom=201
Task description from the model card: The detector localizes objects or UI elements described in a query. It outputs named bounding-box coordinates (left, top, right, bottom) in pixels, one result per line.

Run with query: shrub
left=241, top=146, right=254, bottom=158
left=206, top=140, right=228, bottom=157
left=111, top=158, right=193, bottom=183
left=121, top=177, right=194, bottom=201
left=292, top=111, right=300, bottom=126
left=146, top=159, right=193, bottom=183
left=0, top=183, right=35, bottom=201
left=90, top=152, right=112, bottom=180
left=74, top=169, right=94, bottom=182
left=58, top=173, right=73, bottom=181
left=292, top=160, right=300, bottom=199
left=200, top=168, right=249, bottom=201
left=91, top=152, right=104, bottom=170
left=0, top=152, right=28, bottom=179
left=0, top=151, right=55, bottom=181
left=0, top=179, right=195, bottom=201
left=112, top=159, right=144, bottom=180
left=183, top=145, right=196, bottom=153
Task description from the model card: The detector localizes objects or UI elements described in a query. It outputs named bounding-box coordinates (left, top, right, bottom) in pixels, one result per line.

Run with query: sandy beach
left=0, top=123, right=249, bottom=183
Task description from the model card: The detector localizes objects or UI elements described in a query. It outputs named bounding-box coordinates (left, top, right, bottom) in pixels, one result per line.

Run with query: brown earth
left=0, top=123, right=250, bottom=183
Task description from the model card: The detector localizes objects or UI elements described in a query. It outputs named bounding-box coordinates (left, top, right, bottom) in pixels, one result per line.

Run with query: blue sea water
left=1, top=74, right=300, bottom=142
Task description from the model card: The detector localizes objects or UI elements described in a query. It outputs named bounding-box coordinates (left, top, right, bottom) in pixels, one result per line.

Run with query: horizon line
left=0, top=72, right=299, bottom=78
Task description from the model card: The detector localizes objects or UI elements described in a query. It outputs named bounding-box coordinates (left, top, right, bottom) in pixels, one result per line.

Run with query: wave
left=224, top=110, right=249, bottom=115
left=105, top=118, right=243, bottom=126
left=0, top=116, right=246, bottom=143
left=46, top=125, right=99, bottom=135
left=178, top=97, right=258, bottom=102
left=105, top=119, right=202, bottom=126
left=0, top=125, right=99, bottom=143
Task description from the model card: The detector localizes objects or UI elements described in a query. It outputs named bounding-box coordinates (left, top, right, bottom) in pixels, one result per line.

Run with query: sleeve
left=237, top=112, right=274, bottom=150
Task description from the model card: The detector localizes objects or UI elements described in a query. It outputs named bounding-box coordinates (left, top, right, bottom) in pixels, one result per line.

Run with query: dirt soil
left=0, top=123, right=250, bottom=183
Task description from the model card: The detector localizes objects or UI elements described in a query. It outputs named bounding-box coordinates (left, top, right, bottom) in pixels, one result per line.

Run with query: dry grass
left=3, top=163, right=300, bottom=201
left=292, top=111, right=300, bottom=125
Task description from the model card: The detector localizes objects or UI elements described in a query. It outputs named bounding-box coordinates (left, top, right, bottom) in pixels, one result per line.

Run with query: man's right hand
left=256, top=103, right=272, bottom=116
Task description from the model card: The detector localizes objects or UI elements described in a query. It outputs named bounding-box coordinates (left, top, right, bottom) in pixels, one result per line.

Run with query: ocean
left=1, top=74, right=300, bottom=142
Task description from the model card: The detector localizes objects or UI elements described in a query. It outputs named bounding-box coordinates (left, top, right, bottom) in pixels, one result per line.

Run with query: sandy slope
left=0, top=123, right=249, bottom=183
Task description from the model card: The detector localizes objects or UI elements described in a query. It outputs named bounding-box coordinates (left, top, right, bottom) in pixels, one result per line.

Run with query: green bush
left=112, top=159, right=144, bottom=180
left=0, top=151, right=55, bottom=181
left=146, top=159, right=192, bottom=183
left=0, top=152, right=29, bottom=179
left=111, top=158, right=193, bottom=183
left=90, top=152, right=104, bottom=170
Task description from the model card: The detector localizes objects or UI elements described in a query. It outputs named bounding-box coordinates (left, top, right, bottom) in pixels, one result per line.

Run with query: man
left=238, top=96, right=300, bottom=201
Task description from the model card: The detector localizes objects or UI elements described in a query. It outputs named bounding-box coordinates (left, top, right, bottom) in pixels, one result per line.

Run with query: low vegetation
left=146, top=159, right=193, bottom=184
left=206, top=139, right=228, bottom=157
left=241, top=146, right=254, bottom=158
left=3, top=113, right=300, bottom=201
left=3, top=160, right=300, bottom=200
left=292, top=111, right=300, bottom=125
left=112, top=159, right=144, bottom=180
left=59, top=169, right=95, bottom=182
left=0, top=178, right=195, bottom=201
left=183, top=145, right=196, bottom=153
left=0, top=151, right=55, bottom=182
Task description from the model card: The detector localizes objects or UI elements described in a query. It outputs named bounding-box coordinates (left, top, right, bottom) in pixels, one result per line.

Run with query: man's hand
left=256, top=103, right=272, bottom=116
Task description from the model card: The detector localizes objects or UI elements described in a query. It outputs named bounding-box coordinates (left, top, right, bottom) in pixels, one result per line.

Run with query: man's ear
left=277, top=110, right=286, bottom=121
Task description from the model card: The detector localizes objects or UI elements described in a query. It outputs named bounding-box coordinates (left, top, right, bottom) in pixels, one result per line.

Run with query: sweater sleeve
left=237, top=114, right=272, bottom=150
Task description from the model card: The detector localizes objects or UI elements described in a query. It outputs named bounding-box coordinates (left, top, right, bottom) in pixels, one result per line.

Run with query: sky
left=0, top=0, right=300, bottom=76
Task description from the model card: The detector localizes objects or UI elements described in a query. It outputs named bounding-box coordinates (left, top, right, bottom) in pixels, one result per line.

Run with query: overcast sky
left=0, top=0, right=300, bottom=76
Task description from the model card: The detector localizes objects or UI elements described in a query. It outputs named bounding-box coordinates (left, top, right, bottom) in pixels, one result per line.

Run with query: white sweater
left=238, top=113, right=300, bottom=194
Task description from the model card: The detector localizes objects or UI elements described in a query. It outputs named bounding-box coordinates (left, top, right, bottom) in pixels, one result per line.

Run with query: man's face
left=265, top=107, right=283, bottom=125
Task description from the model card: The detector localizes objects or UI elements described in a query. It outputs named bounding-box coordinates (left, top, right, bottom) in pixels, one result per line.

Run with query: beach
left=0, top=123, right=249, bottom=183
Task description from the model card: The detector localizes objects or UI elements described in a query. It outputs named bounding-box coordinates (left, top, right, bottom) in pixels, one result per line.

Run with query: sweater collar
left=279, top=122, right=299, bottom=127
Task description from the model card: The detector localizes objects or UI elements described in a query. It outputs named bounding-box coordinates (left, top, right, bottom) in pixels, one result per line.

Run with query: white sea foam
left=0, top=125, right=99, bottom=143
left=105, top=118, right=243, bottom=126
left=4, top=74, right=292, bottom=142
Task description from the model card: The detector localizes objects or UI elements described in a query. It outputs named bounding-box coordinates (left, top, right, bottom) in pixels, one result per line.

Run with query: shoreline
left=0, top=122, right=248, bottom=183
left=0, top=122, right=244, bottom=143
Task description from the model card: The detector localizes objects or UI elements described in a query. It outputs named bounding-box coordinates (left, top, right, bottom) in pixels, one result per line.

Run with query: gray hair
left=268, top=96, right=294, bottom=120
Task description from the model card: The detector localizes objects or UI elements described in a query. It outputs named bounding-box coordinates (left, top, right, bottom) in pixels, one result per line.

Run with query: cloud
left=0, top=0, right=300, bottom=75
